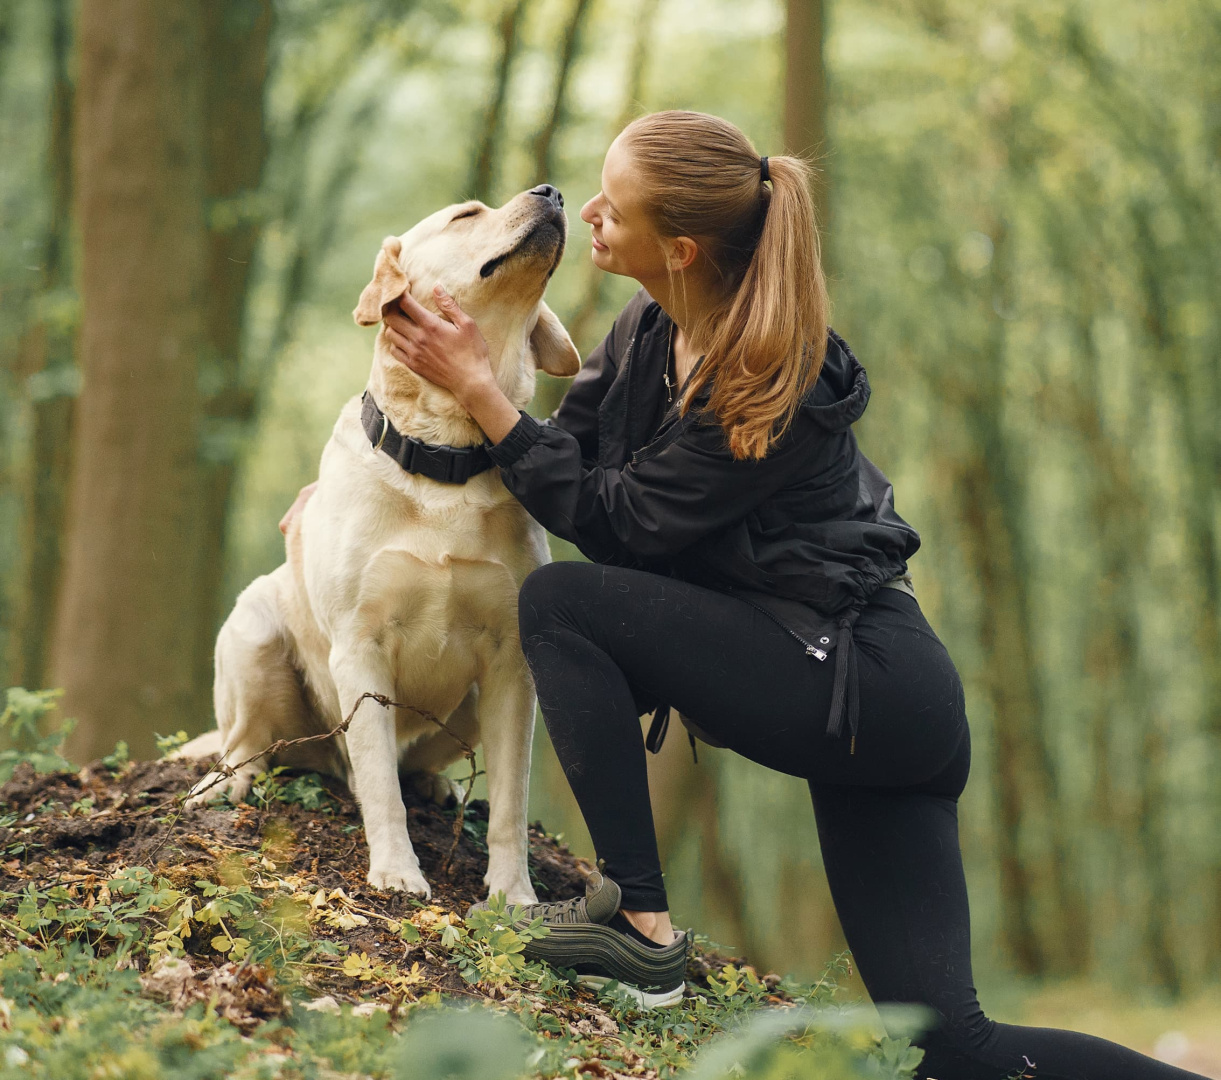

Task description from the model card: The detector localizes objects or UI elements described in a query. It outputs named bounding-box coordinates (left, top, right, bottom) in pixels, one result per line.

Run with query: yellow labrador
left=183, top=185, right=579, bottom=901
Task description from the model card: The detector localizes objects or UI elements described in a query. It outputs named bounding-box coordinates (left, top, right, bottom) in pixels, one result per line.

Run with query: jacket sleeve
left=486, top=407, right=811, bottom=565
left=544, top=323, right=618, bottom=460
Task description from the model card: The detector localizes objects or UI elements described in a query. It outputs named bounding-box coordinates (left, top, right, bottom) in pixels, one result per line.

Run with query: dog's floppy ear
left=353, top=237, right=409, bottom=326
left=529, top=301, right=581, bottom=376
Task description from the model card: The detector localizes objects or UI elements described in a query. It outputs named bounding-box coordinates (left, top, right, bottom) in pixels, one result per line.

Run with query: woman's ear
left=353, top=237, right=409, bottom=326
left=530, top=302, right=581, bottom=376
left=667, top=236, right=700, bottom=272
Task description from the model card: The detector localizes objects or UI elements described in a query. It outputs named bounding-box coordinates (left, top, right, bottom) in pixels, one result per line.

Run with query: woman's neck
left=637, top=268, right=719, bottom=344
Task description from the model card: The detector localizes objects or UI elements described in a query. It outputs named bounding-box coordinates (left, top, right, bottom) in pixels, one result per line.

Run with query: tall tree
left=783, top=0, right=829, bottom=244
left=469, top=0, right=532, bottom=203
left=530, top=0, right=593, bottom=186
left=56, top=0, right=209, bottom=762
left=8, top=0, right=76, bottom=691
left=192, top=0, right=273, bottom=719
left=952, top=220, right=1080, bottom=978
left=565, top=0, right=662, bottom=356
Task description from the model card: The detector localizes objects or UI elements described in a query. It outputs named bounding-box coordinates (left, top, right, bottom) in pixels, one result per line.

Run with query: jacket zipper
left=741, top=595, right=858, bottom=753
left=737, top=595, right=830, bottom=662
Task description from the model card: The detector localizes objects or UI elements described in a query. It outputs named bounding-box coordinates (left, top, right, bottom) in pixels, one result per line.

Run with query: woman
left=368, top=111, right=1205, bottom=1080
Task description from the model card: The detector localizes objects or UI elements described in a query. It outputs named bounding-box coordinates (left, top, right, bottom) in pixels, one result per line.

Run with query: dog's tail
left=172, top=729, right=225, bottom=761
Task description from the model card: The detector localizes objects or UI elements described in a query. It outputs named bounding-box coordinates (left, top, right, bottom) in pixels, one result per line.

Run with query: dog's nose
left=530, top=184, right=564, bottom=209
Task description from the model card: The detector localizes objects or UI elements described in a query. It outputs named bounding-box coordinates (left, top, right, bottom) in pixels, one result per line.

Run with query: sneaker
left=468, top=872, right=691, bottom=1009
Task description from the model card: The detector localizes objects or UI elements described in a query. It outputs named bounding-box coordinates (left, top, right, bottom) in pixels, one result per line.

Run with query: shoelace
left=527, top=894, right=591, bottom=924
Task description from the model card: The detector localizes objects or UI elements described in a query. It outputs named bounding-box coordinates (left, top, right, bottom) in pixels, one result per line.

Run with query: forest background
left=1, top=0, right=1218, bottom=1056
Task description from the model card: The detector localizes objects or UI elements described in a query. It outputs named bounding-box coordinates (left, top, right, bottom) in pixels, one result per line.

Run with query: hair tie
left=759, top=156, right=770, bottom=182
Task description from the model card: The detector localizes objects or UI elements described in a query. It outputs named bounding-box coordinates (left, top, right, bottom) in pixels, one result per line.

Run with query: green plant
left=99, top=741, right=129, bottom=772
left=0, top=688, right=74, bottom=782
left=153, top=731, right=188, bottom=758
left=249, top=766, right=340, bottom=813
left=393, top=1005, right=537, bottom=1080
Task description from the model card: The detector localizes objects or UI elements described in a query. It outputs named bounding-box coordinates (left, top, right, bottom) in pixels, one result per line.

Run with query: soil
left=0, top=758, right=755, bottom=1012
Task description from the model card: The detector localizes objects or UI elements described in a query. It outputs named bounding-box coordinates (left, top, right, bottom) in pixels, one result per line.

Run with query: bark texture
left=56, top=0, right=208, bottom=761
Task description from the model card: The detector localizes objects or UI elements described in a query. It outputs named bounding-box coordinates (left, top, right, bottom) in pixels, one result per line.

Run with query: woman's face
left=580, top=137, right=675, bottom=284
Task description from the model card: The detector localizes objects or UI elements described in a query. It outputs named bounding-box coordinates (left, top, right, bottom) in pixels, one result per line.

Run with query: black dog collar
left=360, top=391, right=495, bottom=485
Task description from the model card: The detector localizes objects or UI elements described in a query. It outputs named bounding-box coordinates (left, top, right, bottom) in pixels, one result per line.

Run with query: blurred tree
left=783, top=0, right=829, bottom=242
left=55, top=0, right=209, bottom=762
left=530, top=0, right=593, bottom=186
left=469, top=0, right=532, bottom=203
left=192, top=0, right=273, bottom=721
left=7, top=0, right=75, bottom=691
left=565, top=0, right=662, bottom=355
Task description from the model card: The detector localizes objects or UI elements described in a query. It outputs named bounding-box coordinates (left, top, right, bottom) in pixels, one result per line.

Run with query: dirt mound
left=0, top=757, right=752, bottom=1006
left=1, top=756, right=587, bottom=908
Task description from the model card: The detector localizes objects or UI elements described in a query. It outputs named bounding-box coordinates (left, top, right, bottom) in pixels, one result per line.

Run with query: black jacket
left=487, top=289, right=921, bottom=747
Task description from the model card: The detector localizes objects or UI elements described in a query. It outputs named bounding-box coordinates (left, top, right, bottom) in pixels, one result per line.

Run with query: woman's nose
left=529, top=184, right=564, bottom=209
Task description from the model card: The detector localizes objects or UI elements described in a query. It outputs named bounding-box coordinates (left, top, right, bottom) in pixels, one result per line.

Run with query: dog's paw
left=404, top=771, right=463, bottom=808
left=484, top=873, right=537, bottom=908
left=368, top=864, right=432, bottom=897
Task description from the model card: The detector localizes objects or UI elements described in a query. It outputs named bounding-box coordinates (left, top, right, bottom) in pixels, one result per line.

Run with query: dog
left=181, top=184, right=579, bottom=902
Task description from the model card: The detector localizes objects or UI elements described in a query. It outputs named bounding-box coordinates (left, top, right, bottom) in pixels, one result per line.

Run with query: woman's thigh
left=519, top=561, right=967, bottom=790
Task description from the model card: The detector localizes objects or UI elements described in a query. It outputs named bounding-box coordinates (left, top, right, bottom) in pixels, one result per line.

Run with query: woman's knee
left=518, top=560, right=600, bottom=643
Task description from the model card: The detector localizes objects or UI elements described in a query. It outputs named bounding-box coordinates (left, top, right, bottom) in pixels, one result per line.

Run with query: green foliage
left=0, top=945, right=398, bottom=1080
left=394, top=1006, right=535, bottom=1080
left=249, top=767, right=341, bottom=813
left=0, top=688, right=73, bottom=782
left=99, top=740, right=129, bottom=772
left=0, top=864, right=315, bottom=975
left=0, top=863, right=921, bottom=1079
left=153, top=730, right=189, bottom=758
left=444, top=894, right=553, bottom=986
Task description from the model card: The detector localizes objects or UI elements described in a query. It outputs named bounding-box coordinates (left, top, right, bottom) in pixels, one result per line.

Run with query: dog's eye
left=450, top=208, right=482, bottom=223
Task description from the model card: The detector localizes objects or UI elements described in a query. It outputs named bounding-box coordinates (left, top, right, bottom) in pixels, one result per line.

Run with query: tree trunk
left=565, top=0, right=661, bottom=356
left=55, top=0, right=208, bottom=762
left=530, top=0, right=593, bottom=186
left=956, top=455, right=1046, bottom=977
left=953, top=221, right=1087, bottom=977
left=192, top=0, right=272, bottom=724
left=783, top=0, right=829, bottom=244
left=12, top=0, right=76, bottom=692
left=469, top=0, right=531, bottom=203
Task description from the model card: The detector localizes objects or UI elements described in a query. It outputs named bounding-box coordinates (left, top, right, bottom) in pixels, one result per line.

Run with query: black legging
left=518, top=560, right=1207, bottom=1080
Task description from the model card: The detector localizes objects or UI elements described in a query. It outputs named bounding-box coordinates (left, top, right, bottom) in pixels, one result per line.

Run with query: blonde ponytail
left=619, top=111, right=828, bottom=460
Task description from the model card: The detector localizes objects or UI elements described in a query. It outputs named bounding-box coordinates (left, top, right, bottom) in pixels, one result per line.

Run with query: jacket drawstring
left=826, top=618, right=859, bottom=754
left=645, top=703, right=700, bottom=763
left=645, top=702, right=670, bottom=754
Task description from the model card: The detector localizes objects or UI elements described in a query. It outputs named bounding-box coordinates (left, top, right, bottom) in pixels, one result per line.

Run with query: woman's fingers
left=383, top=322, right=416, bottom=352
left=397, top=288, right=441, bottom=329
left=279, top=481, right=318, bottom=535
left=433, top=283, right=473, bottom=329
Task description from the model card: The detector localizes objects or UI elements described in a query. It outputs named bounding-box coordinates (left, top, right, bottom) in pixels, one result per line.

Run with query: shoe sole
left=576, top=974, right=685, bottom=1009
left=524, top=925, right=688, bottom=992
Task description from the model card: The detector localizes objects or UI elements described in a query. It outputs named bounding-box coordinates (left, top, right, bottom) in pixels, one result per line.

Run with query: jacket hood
left=800, top=329, right=870, bottom=432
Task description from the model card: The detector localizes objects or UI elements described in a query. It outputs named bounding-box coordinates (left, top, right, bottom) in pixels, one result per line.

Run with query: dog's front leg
left=331, top=645, right=430, bottom=896
left=477, top=660, right=539, bottom=906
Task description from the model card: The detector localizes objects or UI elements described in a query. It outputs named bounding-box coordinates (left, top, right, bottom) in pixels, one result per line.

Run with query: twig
left=148, top=692, right=479, bottom=876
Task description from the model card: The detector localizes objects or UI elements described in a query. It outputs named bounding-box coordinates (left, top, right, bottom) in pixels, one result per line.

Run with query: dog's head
left=354, top=185, right=580, bottom=392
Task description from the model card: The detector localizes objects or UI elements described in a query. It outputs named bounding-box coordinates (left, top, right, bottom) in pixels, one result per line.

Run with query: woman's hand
left=280, top=481, right=317, bottom=535
left=383, top=285, right=495, bottom=410
left=381, top=283, right=523, bottom=444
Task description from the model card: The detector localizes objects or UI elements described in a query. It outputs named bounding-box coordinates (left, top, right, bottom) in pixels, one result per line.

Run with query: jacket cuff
left=486, top=410, right=543, bottom=468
